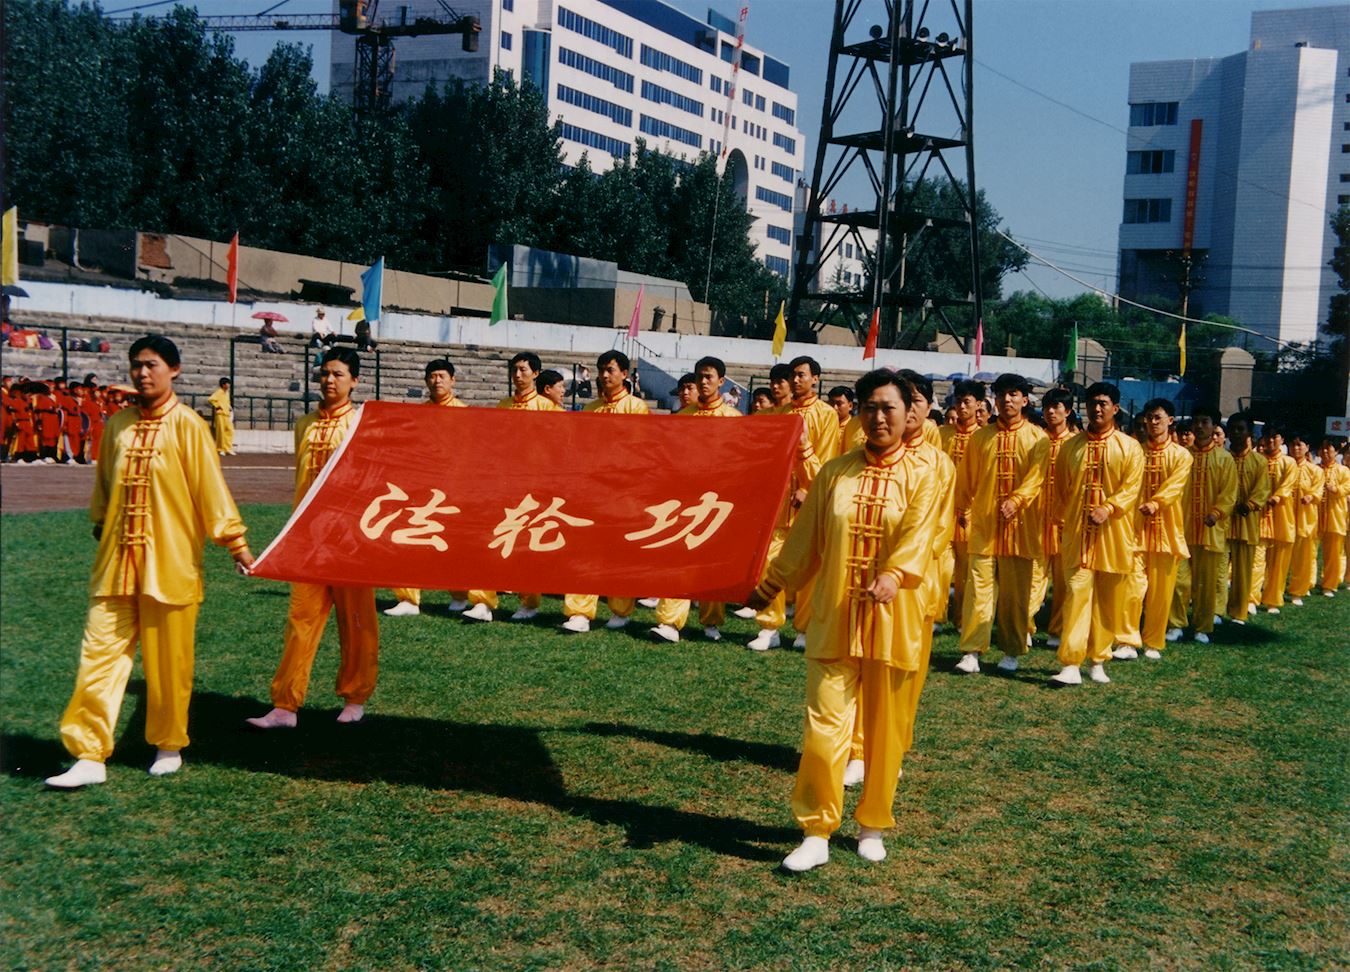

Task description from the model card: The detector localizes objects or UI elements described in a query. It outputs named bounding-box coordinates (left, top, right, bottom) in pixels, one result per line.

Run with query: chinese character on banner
left=625, top=491, right=735, bottom=550
left=359, top=482, right=461, bottom=551
left=490, top=493, right=595, bottom=558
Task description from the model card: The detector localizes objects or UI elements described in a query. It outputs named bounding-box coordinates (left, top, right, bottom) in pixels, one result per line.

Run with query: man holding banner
left=247, top=347, right=380, bottom=729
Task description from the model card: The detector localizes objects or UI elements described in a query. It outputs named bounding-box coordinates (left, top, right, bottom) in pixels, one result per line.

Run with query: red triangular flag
left=862, top=307, right=880, bottom=360
left=626, top=284, right=645, bottom=338
left=226, top=232, right=239, bottom=304
left=974, top=318, right=984, bottom=370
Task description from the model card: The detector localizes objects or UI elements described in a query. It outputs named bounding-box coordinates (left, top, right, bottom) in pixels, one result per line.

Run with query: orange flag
left=862, top=307, right=880, bottom=360
left=226, top=232, right=239, bottom=304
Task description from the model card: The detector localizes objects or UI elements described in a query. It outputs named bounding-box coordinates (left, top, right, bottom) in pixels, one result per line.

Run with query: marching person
left=953, top=374, right=1049, bottom=674
left=1049, top=383, right=1143, bottom=686
left=247, top=347, right=380, bottom=729
left=747, top=369, right=938, bottom=872
left=1224, top=413, right=1270, bottom=624
left=562, top=350, right=650, bottom=633
left=650, top=357, right=740, bottom=644
left=1175, top=406, right=1236, bottom=643
left=207, top=377, right=236, bottom=457
left=1032, top=387, right=1074, bottom=647
left=1317, top=438, right=1350, bottom=595
left=938, top=380, right=984, bottom=627
left=1257, top=426, right=1297, bottom=614
left=1286, top=433, right=1324, bottom=605
left=46, top=336, right=253, bottom=788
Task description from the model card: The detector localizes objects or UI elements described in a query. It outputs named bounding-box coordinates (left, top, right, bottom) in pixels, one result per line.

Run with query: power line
left=102, top=0, right=178, bottom=12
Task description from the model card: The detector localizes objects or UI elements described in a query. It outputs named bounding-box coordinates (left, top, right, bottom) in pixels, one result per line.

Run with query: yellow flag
left=347, top=306, right=365, bottom=321
left=1, top=207, right=17, bottom=287
left=1178, top=322, right=1187, bottom=377
left=771, top=300, right=786, bottom=358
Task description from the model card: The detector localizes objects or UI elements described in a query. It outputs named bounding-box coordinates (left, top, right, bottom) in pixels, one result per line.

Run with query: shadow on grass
left=3, top=688, right=796, bottom=862
left=578, top=722, right=799, bottom=772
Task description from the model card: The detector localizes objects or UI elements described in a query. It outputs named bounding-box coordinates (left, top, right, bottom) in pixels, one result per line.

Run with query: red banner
left=250, top=402, right=803, bottom=601
left=1183, top=118, right=1203, bottom=252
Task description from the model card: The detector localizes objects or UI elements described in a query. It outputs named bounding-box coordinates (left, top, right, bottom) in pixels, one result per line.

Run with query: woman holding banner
left=747, top=369, right=939, bottom=872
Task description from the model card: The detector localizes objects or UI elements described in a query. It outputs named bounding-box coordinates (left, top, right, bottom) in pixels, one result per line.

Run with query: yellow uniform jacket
left=497, top=389, right=562, bottom=411
left=955, top=418, right=1049, bottom=560
left=1259, top=454, right=1297, bottom=544
left=1134, top=439, right=1192, bottom=558
left=678, top=398, right=741, bottom=418
left=1292, top=459, right=1324, bottom=539
left=293, top=401, right=360, bottom=506
left=1040, top=429, right=1073, bottom=558
left=904, top=429, right=956, bottom=622
left=583, top=389, right=651, bottom=415
left=1184, top=441, right=1237, bottom=553
left=207, top=387, right=232, bottom=419
left=89, top=395, right=248, bottom=605
left=939, top=422, right=979, bottom=545
left=1228, top=449, right=1273, bottom=545
left=1320, top=462, right=1350, bottom=536
left=1055, top=428, right=1144, bottom=574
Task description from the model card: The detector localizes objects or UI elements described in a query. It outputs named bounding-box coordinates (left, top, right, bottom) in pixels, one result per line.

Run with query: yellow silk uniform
left=1318, top=462, right=1350, bottom=591
left=1054, top=429, right=1143, bottom=667
left=1031, top=429, right=1073, bottom=638
left=843, top=416, right=938, bottom=457
left=1258, top=454, right=1297, bottom=609
left=754, top=394, right=840, bottom=633
left=938, top=422, right=979, bottom=624
left=468, top=390, right=561, bottom=612
left=1131, top=440, right=1192, bottom=651
left=1288, top=459, right=1324, bottom=598
left=269, top=401, right=380, bottom=711
left=1177, top=442, right=1237, bottom=633
left=754, top=444, right=937, bottom=838
left=1225, top=449, right=1272, bottom=618
left=956, top=418, right=1049, bottom=657
left=206, top=386, right=235, bottom=455
left=655, top=397, right=741, bottom=631
left=564, top=389, right=650, bottom=621
left=392, top=395, right=470, bottom=608
left=60, top=395, right=249, bottom=762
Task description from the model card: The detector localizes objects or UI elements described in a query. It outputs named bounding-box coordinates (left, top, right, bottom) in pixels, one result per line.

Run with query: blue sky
left=148, top=0, right=1303, bottom=300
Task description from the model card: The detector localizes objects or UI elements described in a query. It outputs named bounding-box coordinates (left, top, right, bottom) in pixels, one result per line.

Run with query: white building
left=1117, top=5, right=1347, bottom=347
left=792, top=181, right=875, bottom=295
left=330, top=0, right=806, bottom=277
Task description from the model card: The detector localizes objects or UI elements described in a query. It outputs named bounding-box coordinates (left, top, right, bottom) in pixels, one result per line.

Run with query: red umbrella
left=251, top=311, right=289, bottom=322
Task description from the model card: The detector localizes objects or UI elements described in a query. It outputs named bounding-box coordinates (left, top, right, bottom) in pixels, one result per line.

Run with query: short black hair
left=1287, top=430, right=1310, bottom=446
left=827, top=385, right=855, bottom=402
left=1227, top=410, right=1253, bottom=432
left=992, top=373, right=1032, bottom=396
left=788, top=355, right=821, bottom=377
left=219, top=377, right=231, bottom=388
left=425, top=358, right=455, bottom=378
left=695, top=356, right=726, bottom=379
left=1176, top=418, right=1193, bottom=434
left=1042, top=387, right=1073, bottom=411
left=1085, top=381, right=1120, bottom=404
left=677, top=373, right=697, bottom=389
left=855, top=369, right=914, bottom=409
left=769, top=363, right=792, bottom=382
left=321, top=346, right=361, bottom=377
left=895, top=369, right=933, bottom=406
left=1192, top=404, right=1222, bottom=424
left=509, top=351, right=541, bottom=375
left=953, top=379, right=985, bottom=402
left=598, top=349, right=631, bottom=373
left=1260, top=424, right=1283, bottom=440
left=536, top=369, right=563, bottom=392
left=1142, top=397, right=1174, bottom=417
left=128, top=334, right=181, bottom=368
left=752, top=387, right=774, bottom=403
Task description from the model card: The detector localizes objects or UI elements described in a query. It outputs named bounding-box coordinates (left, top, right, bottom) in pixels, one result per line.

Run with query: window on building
left=1341, top=173, right=1350, bottom=182
left=711, top=76, right=722, bottom=93
left=764, top=255, right=790, bottom=276
left=1123, top=198, right=1172, bottom=224
left=560, top=123, right=630, bottom=159
left=500, top=31, right=512, bottom=50
left=503, top=0, right=513, bottom=9
left=557, top=84, right=632, bottom=127
left=755, top=95, right=766, bottom=111
left=755, top=186, right=793, bottom=212
left=638, top=114, right=702, bottom=149
left=772, top=102, right=795, bottom=124
left=773, top=132, right=796, bottom=154
left=558, top=47, right=633, bottom=92
left=743, top=89, right=753, bottom=106
left=639, top=45, right=702, bottom=85
left=770, top=161, right=794, bottom=183
left=1128, top=101, right=1178, bottom=126
left=1126, top=149, right=1175, bottom=174
left=844, top=243, right=854, bottom=258
left=1340, top=195, right=1350, bottom=205
left=557, top=7, right=633, bottom=58
left=766, top=225, right=791, bottom=245
left=640, top=80, right=704, bottom=117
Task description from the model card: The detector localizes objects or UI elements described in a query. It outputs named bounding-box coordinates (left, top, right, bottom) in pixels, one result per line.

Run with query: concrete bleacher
left=3, top=310, right=953, bottom=429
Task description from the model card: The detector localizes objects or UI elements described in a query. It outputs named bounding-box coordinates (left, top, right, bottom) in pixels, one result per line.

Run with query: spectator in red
left=32, top=382, right=64, bottom=463
left=55, top=378, right=83, bottom=463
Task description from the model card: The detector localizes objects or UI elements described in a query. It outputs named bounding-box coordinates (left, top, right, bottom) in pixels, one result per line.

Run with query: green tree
left=1326, top=206, right=1349, bottom=354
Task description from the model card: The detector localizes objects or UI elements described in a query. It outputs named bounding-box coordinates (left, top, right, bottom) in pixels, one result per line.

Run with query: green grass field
left=2, top=504, right=1347, bottom=969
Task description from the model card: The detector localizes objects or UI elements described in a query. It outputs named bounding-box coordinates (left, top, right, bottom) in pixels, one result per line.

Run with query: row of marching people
left=2, top=374, right=129, bottom=464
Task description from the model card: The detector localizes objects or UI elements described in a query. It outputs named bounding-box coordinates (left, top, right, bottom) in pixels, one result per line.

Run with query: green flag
left=489, top=262, right=508, bottom=325
left=1064, top=321, right=1078, bottom=374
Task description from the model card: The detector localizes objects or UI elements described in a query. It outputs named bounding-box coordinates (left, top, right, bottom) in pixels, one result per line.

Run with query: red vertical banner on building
left=1182, top=119, right=1203, bottom=252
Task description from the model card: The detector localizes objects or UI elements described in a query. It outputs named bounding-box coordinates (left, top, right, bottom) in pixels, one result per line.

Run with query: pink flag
left=974, top=318, right=984, bottom=371
left=626, top=284, right=645, bottom=338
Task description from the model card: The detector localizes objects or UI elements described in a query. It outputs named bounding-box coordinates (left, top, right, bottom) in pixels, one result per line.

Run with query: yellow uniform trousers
left=794, top=657, right=914, bottom=837
left=935, top=546, right=955, bottom=623
left=1140, top=552, right=1182, bottom=651
left=1169, top=558, right=1190, bottom=630
left=958, top=553, right=1034, bottom=657
left=465, top=590, right=541, bottom=611
left=1056, top=564, right=1128, bottom=667
left=1029, top=558, right=1047, bottom=637
left=1226, top=540, right=1257, bottom=619
left=850, top=598, right=937, bottom=763
left=271, top=582, right=379, bottom=711
left=390, top=589, right=471, bottom=607
left=60, top=596, right=200, bottom=762
left=1289, top=536, right=1317, bottom=598
left=563, top=593, right=635, bottom=621
left=951, top=542, right=969, bottom=624
left=212, top=413, right=234, bottom=454
left=1116, top=556, right=1146, bottom=649
left=1251, top=544, right=1266, bottom=610
left=1189, top=549, right=1222, bottom=634
left=1321, top=534, right=1345, bottom=591
left=1215, top=545, right=1230, bottom=620
left=1260, top=541, right=1293, bottom=608
left=654, top=598, right=726, bottom=630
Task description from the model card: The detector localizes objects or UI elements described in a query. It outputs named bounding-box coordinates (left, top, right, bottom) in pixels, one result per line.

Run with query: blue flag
left=361, top=257, right=384, bottom=325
